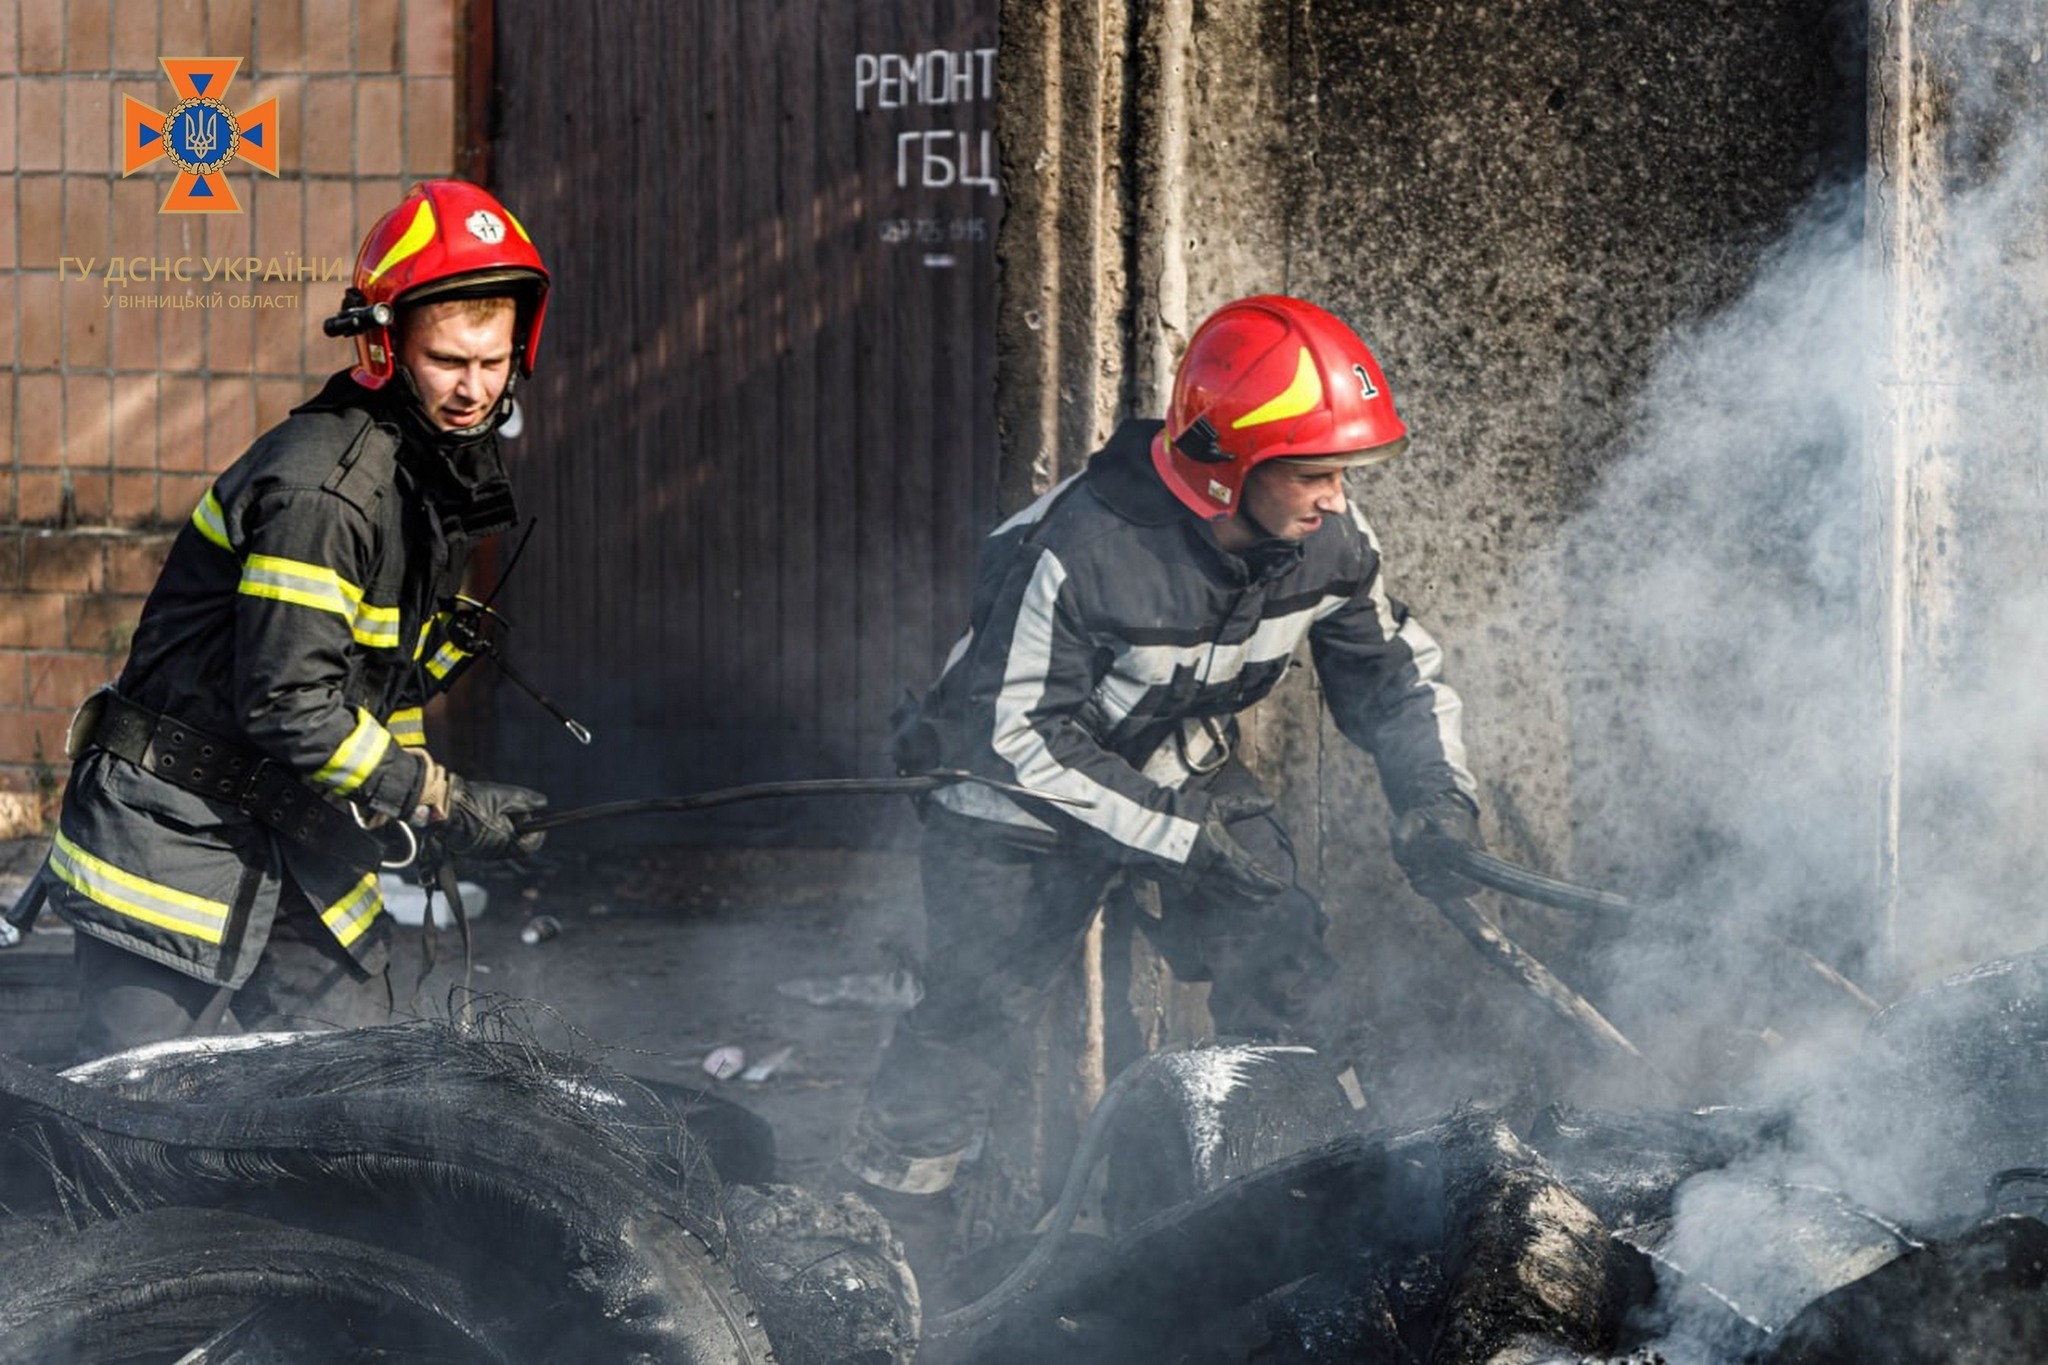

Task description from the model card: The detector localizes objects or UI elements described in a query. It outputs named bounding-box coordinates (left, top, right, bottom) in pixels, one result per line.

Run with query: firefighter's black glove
left=1188, top=793, right=1289, bottom=901
left=440, top=776, right=549, bottom=861
left=1391, top=791, right=1484, bottom=901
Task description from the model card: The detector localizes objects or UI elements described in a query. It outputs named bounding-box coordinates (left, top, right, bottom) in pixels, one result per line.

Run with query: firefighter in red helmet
left=844, top=295, right=1485, bottom=1265
left=11, top=181, right=555, bottom=1058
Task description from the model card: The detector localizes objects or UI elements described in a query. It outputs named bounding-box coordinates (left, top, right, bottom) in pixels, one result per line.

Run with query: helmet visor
left=1271, top=436, right=1409, bottom=471
left=398, top=266, right=548, bottom=310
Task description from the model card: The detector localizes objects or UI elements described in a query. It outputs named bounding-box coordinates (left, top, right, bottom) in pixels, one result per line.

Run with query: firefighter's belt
left=91, top=692, right=383, bottom=867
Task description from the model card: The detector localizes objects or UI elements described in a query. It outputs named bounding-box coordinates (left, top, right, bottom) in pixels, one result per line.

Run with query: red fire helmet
left=1151, top=295, right=1409, bottom=519
left=335, top=180, right=551, bottom=389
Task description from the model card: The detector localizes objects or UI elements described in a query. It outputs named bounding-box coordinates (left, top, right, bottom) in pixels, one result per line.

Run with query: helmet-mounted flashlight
left=323, top=292, right=395, bottom=338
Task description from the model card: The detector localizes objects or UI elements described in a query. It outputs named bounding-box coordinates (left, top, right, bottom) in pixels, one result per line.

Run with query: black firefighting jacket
left=921, top=418, right=1477, bottom=867
left=40, top=372, right=510, bottom=988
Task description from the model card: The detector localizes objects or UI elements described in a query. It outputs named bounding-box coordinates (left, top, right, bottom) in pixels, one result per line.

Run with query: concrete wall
left=996, top=0, right=1867, bottom=1114
left=1865, top=2, right=2048, bottom=988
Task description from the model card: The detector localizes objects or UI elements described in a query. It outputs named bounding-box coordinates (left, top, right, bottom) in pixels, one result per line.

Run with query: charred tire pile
left=942, top=963, right=2048, bottom=1365
left=0, top=1021, right=905, bottom=1364
left=1851, top=947, right=2048, bottom=1220
left=959, top=1109, right=1654, bottom=1364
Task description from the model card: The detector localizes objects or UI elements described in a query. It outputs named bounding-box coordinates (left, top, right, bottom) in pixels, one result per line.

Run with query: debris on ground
left=8, top=830, right=2046, bottom=1361
left=934, top=946, right=2048, bottom=1364
left=777, top=969, right=925, bottom=1011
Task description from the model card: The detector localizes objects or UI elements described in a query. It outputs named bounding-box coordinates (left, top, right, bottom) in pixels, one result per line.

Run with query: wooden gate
left=470, top=1, right=999, bottom=842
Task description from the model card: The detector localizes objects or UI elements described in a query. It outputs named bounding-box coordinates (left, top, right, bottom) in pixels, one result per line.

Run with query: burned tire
left=1102, top=1041, right=1359, bottom=1236
left=0, top=1206, right=512, bottom=1364
left=2, top=1033, right=777, bottom=1364
left=1245, top=1248, right=1431, bottom=1364
left=964, top=1133, right=1434, bottom=1363
left=963, top=1111, right=1647, bottom=1365
left=1621, top=1175, right=1919, bottom=1356
left=1851, top=948, right=2048, bottom=1219
left=624, top=1073, right=778, bottom=1187
left=723, top=1181, right=920, bottom=1364
left=1524, top=1101, right=1784, bottom=1230
left=65, top=1022, right=777, bottom=1187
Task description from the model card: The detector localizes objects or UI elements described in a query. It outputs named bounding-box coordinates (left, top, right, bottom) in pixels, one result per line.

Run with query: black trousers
left=73, top=888, right=391, bottom=1063
left=846, top=761, right=1356, bottom=1192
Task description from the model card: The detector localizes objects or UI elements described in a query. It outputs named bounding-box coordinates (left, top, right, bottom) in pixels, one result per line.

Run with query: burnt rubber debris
left=6, top=951, right=2048, bottom=1363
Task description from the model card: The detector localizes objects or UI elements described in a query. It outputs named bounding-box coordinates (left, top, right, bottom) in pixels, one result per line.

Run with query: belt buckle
left=233, top=757, right=284, bottom=817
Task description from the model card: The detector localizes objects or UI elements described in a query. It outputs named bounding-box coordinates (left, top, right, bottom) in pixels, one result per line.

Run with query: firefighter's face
left=1241, top=460, right=1348, bottom=539
left=397, top=300, right=517, bottom=431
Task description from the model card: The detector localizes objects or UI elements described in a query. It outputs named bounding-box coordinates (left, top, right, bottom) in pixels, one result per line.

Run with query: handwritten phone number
left=878, top=217, right=989, bottom=246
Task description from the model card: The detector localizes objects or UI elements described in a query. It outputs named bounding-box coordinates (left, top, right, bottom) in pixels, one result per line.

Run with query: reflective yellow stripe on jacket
left=320, top=871, right=383, bottom=947
left=191, top=488, right=231, bottom=551
left=49, top=831, right=230, bottom=944
left=386, top=707, right=425, bottom=749
left=413, top=610, right=474, bottom=681
left=424, top=641, right=470, bottom=681
left=239, top=555, right=402, bottom=649
left=312, top=706, right=395, bottom=797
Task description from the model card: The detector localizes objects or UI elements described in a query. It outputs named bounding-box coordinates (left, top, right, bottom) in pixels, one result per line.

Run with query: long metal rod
left=513, top=769, right=1091, bottom=833
left=1427, top=893, right=1675, bottom=1099
left=1441, top=845, right=1881, bottom=1015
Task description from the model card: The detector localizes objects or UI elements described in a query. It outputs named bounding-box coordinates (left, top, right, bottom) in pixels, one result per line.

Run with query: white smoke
left=1562, top=129, right=2048, bottom=1028
left=1559, top=183, right=1876, bottom=1070
left=1550, top=31, right=2048, bottom=1353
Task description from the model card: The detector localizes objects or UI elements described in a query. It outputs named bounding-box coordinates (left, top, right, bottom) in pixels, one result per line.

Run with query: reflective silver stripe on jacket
left=319, top=871, right=383, bottom=947
left=424, top=641, right=469, bottom=680
left=990, top=551, right=1203, bottom=864
left=1092, top=604, right=1328, bottom=730
left=239, top=554, right=402, bottom=649
left=1341, top=509, right=1473, bottom=793
left=386, top=706, right=426, bottom=748
left=49, top=831, right=230, bottom=945
left=311, top=706, right=395, bottom=797
left=191, top=487, right=231, bottom=550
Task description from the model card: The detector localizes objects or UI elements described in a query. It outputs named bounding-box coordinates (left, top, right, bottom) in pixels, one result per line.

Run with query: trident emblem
left=182, top=107, right=218, bottom=162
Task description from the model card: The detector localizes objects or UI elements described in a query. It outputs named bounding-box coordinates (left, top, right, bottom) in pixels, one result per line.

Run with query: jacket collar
left=1085, top=420, right=1184, bottom=526
left=298, top=371, right=518, bottom=539
left=1085, top=419, right=1306, bottom=582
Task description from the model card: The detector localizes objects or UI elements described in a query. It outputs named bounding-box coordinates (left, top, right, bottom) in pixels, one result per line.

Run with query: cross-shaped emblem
left=122, top=58, right=280, bottom=214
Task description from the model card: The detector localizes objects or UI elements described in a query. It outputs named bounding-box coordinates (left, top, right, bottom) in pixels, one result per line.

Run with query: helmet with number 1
left=1151, top=295, right=1409, bottom=520
left=336, top=180, right=551, bottom=389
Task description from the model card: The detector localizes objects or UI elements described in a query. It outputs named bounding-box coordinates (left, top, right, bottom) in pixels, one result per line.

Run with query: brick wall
left=0, top=0, right=462, bottom=832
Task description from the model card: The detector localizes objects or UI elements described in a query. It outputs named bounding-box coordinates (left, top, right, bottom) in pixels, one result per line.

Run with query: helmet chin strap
left=390, top=365, right=519, bottom=452
left=1232, top=500, right=1286, bottom=543
left=379, top=366, right=521, bottom=539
